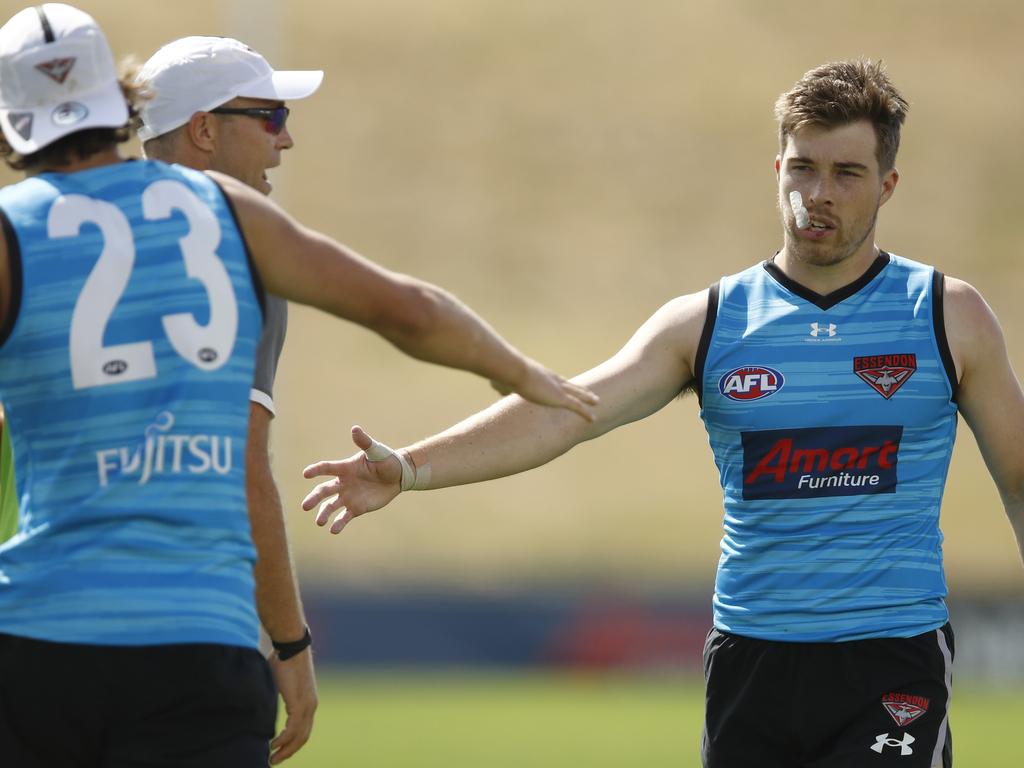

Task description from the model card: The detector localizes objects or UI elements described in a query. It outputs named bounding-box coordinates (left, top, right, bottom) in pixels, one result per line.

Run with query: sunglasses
left=209, top=106, right=290, bottom=134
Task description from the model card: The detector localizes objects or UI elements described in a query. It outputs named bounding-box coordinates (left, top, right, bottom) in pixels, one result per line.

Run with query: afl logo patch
left=102, top=359, right=128, bottom=376
left=719, top=366, right=784, bottom=401
left=197, top=348, right=218, bottom=364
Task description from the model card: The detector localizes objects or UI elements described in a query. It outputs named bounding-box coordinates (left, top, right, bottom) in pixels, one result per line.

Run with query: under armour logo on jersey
left=809, top=322, right=837, bottom=337
left=35, top=57, right=76, bottom=84
left=871, top=732, right=915, bottom=756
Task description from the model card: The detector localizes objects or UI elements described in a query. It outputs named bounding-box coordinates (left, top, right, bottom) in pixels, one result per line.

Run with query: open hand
left=302, top=426, right=403, bottom=534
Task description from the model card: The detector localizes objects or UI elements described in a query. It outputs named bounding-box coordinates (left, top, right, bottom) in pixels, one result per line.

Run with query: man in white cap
left=0, top=5, right=598, bottom=766
left=137, top=36, right=324, bottom=764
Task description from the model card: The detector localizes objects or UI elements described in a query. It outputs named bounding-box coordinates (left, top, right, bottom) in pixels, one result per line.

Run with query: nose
left=806, top=175, right=834, bottom=208
left=276, top=125, right=294, bottom=150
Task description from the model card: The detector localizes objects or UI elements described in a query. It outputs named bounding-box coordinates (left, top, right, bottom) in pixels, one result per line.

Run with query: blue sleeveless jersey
left=0, top=160, right=264, bottom=648
left=696, top=253, right=958, bottom=642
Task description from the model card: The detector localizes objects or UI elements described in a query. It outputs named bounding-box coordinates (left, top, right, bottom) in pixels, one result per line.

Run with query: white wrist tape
left=789, top=190, right=810, bottom=230
left=364, top=438, right=422, bottom=491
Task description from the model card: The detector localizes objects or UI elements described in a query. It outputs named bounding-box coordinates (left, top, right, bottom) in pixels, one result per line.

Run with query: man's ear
left=186, top=111, right=218, bottom=152
left=879, top=166, right=899, bottom=207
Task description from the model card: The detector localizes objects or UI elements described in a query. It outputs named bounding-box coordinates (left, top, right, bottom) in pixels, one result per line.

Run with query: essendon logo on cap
left=35, top=57, right=76, bottom=84
left=719, top=366, right=785, bottom=401
left=854, top=353, right=917, bottom=399
left=741, top=425, right=902, bottom=500
left=9, top=112, right=33, bottom=140
left=882, top=692, right=930, bottom=727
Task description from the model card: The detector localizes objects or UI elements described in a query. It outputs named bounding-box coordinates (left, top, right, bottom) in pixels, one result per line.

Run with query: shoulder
left=942, top=275, right=1006, bottom=376
left=650, top=289, right=710, bottom=334
left=942, top=275, right=999, bottom=331
left=630, top=289, right=711, bottom=366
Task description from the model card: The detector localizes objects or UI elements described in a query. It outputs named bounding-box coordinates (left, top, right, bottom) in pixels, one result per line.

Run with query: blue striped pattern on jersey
left=699, top=254, right=957, bottom=642
left=0, top=160, right=263, bottom=648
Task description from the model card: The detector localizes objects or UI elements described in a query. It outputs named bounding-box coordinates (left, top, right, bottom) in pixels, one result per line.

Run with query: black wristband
left=272, top=626, right=311, bottom=661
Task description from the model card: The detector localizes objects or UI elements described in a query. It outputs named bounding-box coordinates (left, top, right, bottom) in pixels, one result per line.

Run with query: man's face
left=208, top=96, right=294, bottom=195
left=776, top=120, right=897, bottom=268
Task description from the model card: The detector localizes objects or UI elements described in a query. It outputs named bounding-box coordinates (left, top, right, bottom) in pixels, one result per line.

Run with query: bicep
left=949, top=280, right=1024, bottom=500
left=574, top=293, right=704, bottom=440
left=219, top=173, right=427, bottom=332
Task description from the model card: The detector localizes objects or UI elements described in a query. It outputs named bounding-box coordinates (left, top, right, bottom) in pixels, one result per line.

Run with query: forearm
left=1002, top=496, right=1024, bottom=568
left=405, top=392, right=597, bottom=490
left=379, top=281, right=527, bottom=391
left=248, top=407, right=307, bottom=642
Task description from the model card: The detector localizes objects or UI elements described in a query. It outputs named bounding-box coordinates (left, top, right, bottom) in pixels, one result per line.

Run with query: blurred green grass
left=282, top=671, right=1024, bottom=767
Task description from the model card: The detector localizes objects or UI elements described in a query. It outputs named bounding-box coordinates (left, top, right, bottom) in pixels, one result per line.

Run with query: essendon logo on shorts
left=719, top=366, right=785, bottom=401
left=882, top=692, right=930, bottom=727
left=741, top=425, right=903, bottom=500
left=854, top=353, right=917, bottom=399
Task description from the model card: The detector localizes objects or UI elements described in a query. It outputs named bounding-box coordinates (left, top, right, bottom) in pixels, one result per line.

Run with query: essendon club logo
left=854, top=353, right=917, bottom=400
left=882, top=692, right=930, bottom=727
left=741, top=425, right=903, bottom=500
left=719, top=366, right=784, bottom=402
left=35, top=57, right=76, bottom=84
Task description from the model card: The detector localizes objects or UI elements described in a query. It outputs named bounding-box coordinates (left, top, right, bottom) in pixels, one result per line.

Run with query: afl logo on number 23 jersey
left=719, top=366, right=785, bottom=401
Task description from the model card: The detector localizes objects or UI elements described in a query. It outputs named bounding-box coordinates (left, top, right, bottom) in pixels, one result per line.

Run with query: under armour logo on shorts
left=871, top=732, right=915, bottom=756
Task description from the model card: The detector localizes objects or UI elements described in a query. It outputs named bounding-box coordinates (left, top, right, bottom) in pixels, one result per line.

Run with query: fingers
left=302, top=478, right=339, bottom=511
left=270, top=720, right=303, bottom=764
left=330, top=508, right=353, bottom=534
left=302, top=459, right=343, bottom=481
left=351, top=424, right=373, bottom=451
left=310, top=492, right=355, bottom=534
left=314, top=493, right=345, bottom=526
left=561, top=379, right=600, bottom=422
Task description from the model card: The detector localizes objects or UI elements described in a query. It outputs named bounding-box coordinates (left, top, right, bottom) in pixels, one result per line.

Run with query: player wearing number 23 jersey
left=0, top=159, right=265, bottom=648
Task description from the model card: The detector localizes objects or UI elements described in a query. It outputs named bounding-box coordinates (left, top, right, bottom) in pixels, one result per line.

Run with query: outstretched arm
left=215, top=172, right=598, bottom=421
left=302, top=290, right=709, bottom=533
left=945, top=277, right=1024, bottom=565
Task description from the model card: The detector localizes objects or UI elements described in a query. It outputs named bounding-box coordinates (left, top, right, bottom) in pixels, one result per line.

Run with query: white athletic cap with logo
left=0, top=3, right=129, bottom=155
left=137, top=36, right=324, bottom=141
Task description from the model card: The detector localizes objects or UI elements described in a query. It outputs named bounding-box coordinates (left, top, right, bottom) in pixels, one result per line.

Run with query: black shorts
left=702, top=624, right=954, bottom=768
left=0, top=632, right=277, bottom=768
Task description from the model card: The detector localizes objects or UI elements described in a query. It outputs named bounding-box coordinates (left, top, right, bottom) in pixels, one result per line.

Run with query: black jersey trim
left=693, top=281, right=720, bottom=408
left=763, top=251, right=891, bottom=310
left=932, top=269, right=959, bottom=404
left=0, top=208, right=23, bottom=349
left=212, top=180, right=267, bottom=325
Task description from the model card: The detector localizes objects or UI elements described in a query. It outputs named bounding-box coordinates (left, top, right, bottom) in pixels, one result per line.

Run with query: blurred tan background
left=4, top=0, right=1023, bottom=597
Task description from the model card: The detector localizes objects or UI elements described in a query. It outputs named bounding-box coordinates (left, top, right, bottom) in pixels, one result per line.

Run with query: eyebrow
left=787, top=156, right=870, bottom=172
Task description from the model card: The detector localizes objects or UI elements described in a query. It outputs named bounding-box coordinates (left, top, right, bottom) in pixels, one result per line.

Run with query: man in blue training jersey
left=137, top=36, right=323, bottom=764
left=302, top=59, right=1024, bottom=767
left=0, top=4, right=597, bottom=767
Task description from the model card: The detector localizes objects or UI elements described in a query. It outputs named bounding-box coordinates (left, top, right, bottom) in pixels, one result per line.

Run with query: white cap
left=137, top=36, right=323, bottom=141
left=0, top=3, right=129, bottom=155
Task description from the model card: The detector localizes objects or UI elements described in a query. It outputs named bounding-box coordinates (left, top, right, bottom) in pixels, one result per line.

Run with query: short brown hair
left=774, top=59, right=909, bottom=172
left=0, top=62, right=150, bottom=173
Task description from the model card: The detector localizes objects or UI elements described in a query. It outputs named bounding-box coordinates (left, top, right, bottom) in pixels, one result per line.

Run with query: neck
left=774, top=240, right=880, bottom=295
left=28, top=146, right=124, bottom=177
